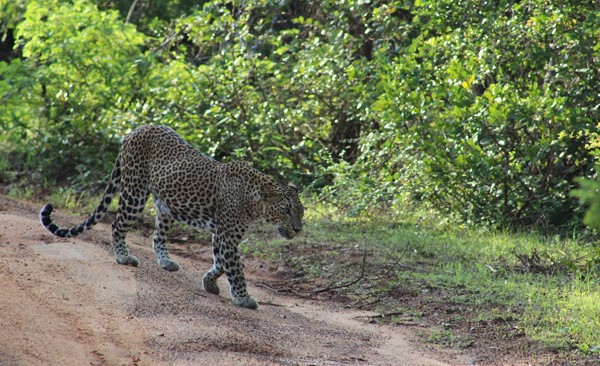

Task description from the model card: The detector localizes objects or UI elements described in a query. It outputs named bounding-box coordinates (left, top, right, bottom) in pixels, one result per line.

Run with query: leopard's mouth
left=277, top=226, right=294, bottom=239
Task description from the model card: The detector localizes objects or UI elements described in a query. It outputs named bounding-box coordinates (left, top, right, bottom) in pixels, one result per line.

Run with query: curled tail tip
left=40, top=203, right=89, bottom=238
left=41, top=204, right=54, bottom=214
left=40, top=204, right=54, bottom=225
left=40, top=203, right=64, bottom=237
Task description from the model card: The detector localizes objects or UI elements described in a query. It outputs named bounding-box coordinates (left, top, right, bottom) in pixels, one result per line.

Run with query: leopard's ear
left=288, top=182, right=298, bottom=192
left=260, top=184, right=280, bottom=205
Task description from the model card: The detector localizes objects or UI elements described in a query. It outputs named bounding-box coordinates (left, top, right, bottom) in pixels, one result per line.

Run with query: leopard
left=39, top=125, right=304, bottom=309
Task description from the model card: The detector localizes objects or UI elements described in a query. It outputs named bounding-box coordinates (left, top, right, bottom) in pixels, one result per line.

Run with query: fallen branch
left=367, top=257, right=402, bottom=281
left=359, top=299, right=383, bottom=310
left=306, top=240, right=368, bottom=294
left=354, top=311, right=408, bottom=319
left=354, top=312, right=420, bottom=326
left=258, top=301, right=285, bottom=307
left=256, top=282, right=281, bottom=294
left=256, top=281, right=312, bottom=299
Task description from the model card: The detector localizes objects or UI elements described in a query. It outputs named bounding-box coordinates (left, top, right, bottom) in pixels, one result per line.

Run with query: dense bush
left=1, top=0, right=598, bottom=229
left=1, top=0, right=147, bottom=185
left=332, top=0, right=599, bottom=228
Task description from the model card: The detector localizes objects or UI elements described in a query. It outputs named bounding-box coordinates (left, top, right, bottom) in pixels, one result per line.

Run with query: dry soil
left=0, top=196, right=470, bottom=366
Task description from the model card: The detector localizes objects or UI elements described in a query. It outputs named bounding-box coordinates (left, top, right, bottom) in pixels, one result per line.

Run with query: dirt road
left=0, top=197, right=469, bottom=366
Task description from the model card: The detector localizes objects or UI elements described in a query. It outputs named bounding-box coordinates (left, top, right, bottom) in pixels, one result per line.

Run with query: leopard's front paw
left=202, top=273, right=220, bottom=295
left=116, top=254, right=140, bottom=267
left=232, top=296, right=258, bottom=310
left=159, top=258, right=180, bottom=272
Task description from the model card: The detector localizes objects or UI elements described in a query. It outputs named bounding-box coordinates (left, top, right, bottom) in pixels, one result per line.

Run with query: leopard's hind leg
left=202, top=234, right=225, bottom=295
left=112, top=188, right=149, bottom=267
left=152, top=197, right=180, bottom=272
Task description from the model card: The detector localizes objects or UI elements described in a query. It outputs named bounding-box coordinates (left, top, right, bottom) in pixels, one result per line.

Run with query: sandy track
left=0, top=197, right=468, bottom=365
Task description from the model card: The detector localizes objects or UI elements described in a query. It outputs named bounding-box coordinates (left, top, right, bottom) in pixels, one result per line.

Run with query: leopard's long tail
left=40, top=157, right=121, bottom=238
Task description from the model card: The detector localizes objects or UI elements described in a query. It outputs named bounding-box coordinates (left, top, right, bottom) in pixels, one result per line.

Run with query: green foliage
left=1, top=0, right=599, bottom=229
left=571, top=130, right=600, bottom=230
left=95, top=0, right=203, bottom=30
left=2, top=0, right=148, bottom=186
left=334, top=0, right=599, bottom=228
left=0, top=0, right=26, bottom=30
left=572, top=164, right=600, bottom=230
left=159, top=0, right=374, bottom=182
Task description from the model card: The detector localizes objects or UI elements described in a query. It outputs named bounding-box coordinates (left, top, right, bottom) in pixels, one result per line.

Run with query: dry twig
left=305, top=239, right=368, bottom=294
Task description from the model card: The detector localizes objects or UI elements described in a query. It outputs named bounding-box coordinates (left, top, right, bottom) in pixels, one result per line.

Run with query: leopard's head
left=262, top=182, right=304, bottom=239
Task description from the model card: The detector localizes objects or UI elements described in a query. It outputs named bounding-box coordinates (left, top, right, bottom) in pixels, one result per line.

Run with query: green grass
left=249, top=199, right=600, bottom=358
left=45, top=187, right=93, bottom=213
left=7, top=185, right=36, bottom=200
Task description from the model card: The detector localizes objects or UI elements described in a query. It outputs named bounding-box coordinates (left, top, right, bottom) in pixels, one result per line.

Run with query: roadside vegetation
left=241, top=200, right=600, bottom=363
left=1, top=0, right=599, bottom=364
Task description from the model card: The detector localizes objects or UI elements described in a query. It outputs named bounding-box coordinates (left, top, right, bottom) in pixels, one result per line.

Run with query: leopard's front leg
left=203, top=230, right=258, bottom=309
